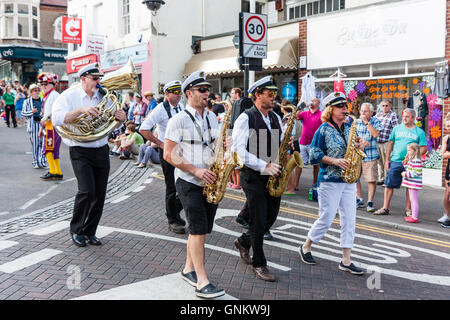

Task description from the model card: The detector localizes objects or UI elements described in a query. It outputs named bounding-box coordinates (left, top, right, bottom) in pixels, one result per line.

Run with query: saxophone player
left=164, top=70, right=225, bottom=299
left=231, top=76, right=283, bottom=282
left=52, top=63, right=127, bottom=247
left=299, top=92, right=367, bottom=275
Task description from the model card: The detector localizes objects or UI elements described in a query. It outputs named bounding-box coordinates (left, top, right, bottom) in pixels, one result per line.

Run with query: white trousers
left=307, top=182, right=357, bottom=248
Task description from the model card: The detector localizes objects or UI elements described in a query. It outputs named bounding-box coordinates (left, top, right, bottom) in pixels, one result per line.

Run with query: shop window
left=18, top=16, right=30, bottom=37
left=18, top=4, right=28, bottom=14
left=4, top=3, right=14, bottom=14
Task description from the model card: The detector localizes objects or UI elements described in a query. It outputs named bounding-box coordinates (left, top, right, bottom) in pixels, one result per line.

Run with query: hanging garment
left=433, top=63, right=449, bottom=98
left=299, top=72, right=316, bottom=106
left=407, top=92, right=428, bottom=120
left=334, top=80, right=345, bottom=94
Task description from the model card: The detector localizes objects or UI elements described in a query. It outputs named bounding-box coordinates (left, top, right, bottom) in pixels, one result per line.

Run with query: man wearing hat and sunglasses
left=52, top=63, right=127, bottom=248
left=299, top=92, right=367, bottom=275
left=231, top=76, right=284, bottom=282
left=139, top=80, right=186, bottom=234
left=164, top=71, right=225, bottom=299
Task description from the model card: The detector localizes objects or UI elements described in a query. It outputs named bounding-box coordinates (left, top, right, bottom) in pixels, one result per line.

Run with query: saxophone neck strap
left=183, top=109, right=214, bottom=147
left=329, top=118, right=347, bottom=145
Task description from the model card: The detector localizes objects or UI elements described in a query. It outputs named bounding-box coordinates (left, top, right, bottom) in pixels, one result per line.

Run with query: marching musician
left=38, top=73, right=63, bottom=180
left=164, top=70, right=225, bottom=299
left=231, top=76, right=283, bottom=282
left=139, top=80, right=186, bottom=234
left=299, top=92, right=366, bottom=275
left=52, top=63, right=126, bottom=247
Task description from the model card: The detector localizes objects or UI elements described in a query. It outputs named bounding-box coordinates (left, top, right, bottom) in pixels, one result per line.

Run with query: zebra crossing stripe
left=0, top=249, right=62, bottom=273
left=0, top=241, right=18, bottom=251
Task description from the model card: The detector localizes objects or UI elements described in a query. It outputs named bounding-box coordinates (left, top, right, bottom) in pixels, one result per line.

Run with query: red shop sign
left=66, top=54, right=98, bottom=74
left=62, top=17, right=82, bottom=44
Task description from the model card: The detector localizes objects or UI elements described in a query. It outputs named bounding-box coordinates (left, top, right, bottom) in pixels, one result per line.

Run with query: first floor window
left=5, top=16, right=14, bottom=37
left=18, top=16, right=30, bottom=37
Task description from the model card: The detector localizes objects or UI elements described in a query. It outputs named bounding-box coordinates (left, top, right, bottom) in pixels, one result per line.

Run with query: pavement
left=0, top=122, right=449, bottom=303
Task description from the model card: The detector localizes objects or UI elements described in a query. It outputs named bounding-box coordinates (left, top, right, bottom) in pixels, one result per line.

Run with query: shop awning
left=183, top=37, right=298, bottom=77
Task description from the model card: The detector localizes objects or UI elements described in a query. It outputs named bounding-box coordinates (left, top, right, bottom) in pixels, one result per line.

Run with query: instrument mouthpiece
left=96, top=83, right=106, bottom=96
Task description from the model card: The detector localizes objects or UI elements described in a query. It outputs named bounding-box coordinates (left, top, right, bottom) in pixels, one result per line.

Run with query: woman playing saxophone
left=298, top=92, right=368, bottom=276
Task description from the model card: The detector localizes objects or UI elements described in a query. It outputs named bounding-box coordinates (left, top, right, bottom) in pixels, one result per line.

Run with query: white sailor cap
left=163, top=80, right=182, bottom=93
left=77, top=63, right=104, bottom=78
left=182, top=70, right=211, bottom=93
left=323, top=92, right=347, bottom=107
left=248, top=76, right=278, bottom=95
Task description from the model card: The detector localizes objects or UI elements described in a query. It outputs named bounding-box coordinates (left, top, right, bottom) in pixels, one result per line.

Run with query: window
left=122, top=0, right=130, bottom=35
left=287, top=0, right=344, bottom=20
left=301, top=4, right=306, bottom=17
left=18, top=4, right=28, bottom=14
left=32, top=18, right=38, bottom=38
left=5, top=16, right=14, bottom=37
left=4, top=3, right=14, bottom=14
left=18, top=16, right=29, bottom=37
left=2, top=3, right=39, bottom=39
left=32, top=6, right=37, bottom=16
left=326, top=0, right=332, bottom=12
left=319, top=0, right=325, bottom=13
left=313, top=1, right=319, bottom=14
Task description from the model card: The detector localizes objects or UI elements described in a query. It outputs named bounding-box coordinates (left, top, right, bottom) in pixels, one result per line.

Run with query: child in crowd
left=440, top=114, right=450, bottom=228
left=401, top=142, right=423, bottom=223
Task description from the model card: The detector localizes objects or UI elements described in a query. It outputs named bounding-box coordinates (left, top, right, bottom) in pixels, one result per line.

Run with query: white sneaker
left=437, top=214, right=450, bottom=223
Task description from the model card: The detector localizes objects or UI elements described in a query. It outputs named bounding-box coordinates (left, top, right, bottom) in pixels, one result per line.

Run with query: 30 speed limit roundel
left=245, top=16, right=266, bottom=43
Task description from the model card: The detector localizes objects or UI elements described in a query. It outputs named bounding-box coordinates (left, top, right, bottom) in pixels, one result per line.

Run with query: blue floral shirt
left=310, top=122, right=351, bottom=183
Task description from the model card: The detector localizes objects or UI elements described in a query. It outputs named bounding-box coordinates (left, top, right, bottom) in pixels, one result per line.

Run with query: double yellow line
left=153, top=174, right=450, bottom=248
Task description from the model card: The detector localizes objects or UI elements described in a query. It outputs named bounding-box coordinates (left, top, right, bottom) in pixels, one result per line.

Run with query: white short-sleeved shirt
left=139, top=101, right=183, bottom=142
left=231, top=108, right=283, bottom=173
left=42, top=89, right=60, bottom=120
left=52, top=85, right=108, bottom=148
left=165, top=104, right=219, bottom=187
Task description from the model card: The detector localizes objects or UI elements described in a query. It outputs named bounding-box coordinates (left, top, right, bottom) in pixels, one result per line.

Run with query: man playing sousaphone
left=52, top=63, right=127, bottom=248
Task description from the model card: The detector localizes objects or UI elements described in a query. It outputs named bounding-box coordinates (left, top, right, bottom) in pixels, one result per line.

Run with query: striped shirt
left=402, top=158, right=423, bottom=189
left=375, top=109, right=399, bottom=143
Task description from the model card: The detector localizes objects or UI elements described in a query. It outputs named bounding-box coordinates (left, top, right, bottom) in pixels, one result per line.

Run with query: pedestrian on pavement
left=299, top=92, right=366, bottom=276
left=132, top=93, right=147, bottom=129
left=401, top=143, right=423, bottom=223
left=21, top=84, right=47, bottom=169
left=126, top=92, right=136, bottom=122
left=2, top=85, right=17, bottom=128
left=374, top=100, right=399, bottom=185
left=374, top=108, right=427, bottom=216
left=440, top=114, right=450, bottom=227
left=231, top=75, right=283, bottom=282
left=144, top=90, right=157, bottom=113
left=134, top=139, right=160, bottom=168
left=37, top=73, right=63, bottom=181
left=355, top=102, right=382, bottom=212
left=164, top=70, right=225, bottom=299
left=14, top=87, right=26, bottom=127
left=118, top=121, right=144, bottom=159
left=52, top=63, right=127, bottom=247
left=139, top=80, right=186, bottom=234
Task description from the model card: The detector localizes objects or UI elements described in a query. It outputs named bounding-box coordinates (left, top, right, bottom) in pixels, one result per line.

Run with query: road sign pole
left=244, top=57, right=249, bottom=97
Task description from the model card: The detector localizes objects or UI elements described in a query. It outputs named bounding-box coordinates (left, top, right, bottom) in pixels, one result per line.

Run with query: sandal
left=374, top=208, right=390, bottom=215
left=405, top=209, right=412, bottom=217
left=283, top=191, right=296, bottom=196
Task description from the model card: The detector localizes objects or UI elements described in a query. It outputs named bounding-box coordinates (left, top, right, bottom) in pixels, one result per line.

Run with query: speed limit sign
left=242, top=12, right=267, bottom=58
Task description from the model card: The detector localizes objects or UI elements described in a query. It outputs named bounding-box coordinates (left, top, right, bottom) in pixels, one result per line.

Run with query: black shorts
left=175, top=178, right=218, bottom=235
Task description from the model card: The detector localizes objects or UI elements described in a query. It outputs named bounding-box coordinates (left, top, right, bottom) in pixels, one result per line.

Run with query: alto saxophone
left=267, top=106, right=304, bottom=197
left=341, top=114, right=366, bottom=183
left=203, top=100, right=244, bottom=204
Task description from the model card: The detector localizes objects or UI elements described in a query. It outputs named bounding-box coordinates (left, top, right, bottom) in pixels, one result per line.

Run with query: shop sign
left=86, top=35, right=105, bottom=55
left=307, top=0, right=446, bottom=69
left=365, top=79, right=408, bottom=100
left=66, top=54, right=98, bottom=74
left=62, top=17, right=83, bottom=44
left=100, top=43, right=148, bottom=70
left=0, top=46, right=66, bottom=62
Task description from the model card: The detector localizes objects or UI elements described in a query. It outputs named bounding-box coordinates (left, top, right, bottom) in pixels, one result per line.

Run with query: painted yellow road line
left=152, top=174, right=450, bottom=248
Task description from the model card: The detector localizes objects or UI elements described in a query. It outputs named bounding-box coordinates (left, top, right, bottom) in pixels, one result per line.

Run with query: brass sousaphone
left=54, top=58, right=139, bottom=142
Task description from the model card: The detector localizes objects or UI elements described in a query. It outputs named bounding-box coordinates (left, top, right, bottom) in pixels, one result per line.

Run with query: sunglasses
left=334, top=103, right=348, bottom=108
left=168, top=89, right=182, bottom=95
left=87, top=76, right=100, bottom=81
left=191, top=87, right=210, bottom=93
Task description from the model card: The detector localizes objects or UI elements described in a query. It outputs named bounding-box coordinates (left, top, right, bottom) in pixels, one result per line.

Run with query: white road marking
left=19, top=184, right=59, bottom=210
left=144, top=178, right=153, bottom=184
left=0, top=249, right=62, bottom=273
left=110, top=195, right=130, bottom=204
left=132, top=186, right=146, bottom=193
left=28, top=221, right=69, bottom=235
left=0, top=241, right=18, bottom=251
left=73, top=272, right=237, bottom=300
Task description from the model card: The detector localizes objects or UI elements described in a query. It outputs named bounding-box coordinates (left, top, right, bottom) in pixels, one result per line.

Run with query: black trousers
left=238, top=200, right=249, bottom=221
left=158, top=148, right=183, bottom=224
left=69, top=145, right=110, bottom=236
left=5, top=104, right=16, bottom=126
left=238, top=167, right=281, bottom=268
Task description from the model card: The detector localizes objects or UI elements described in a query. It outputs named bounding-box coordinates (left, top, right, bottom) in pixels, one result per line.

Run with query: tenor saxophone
left=341, top=114, right=366, bottom=183
left=203, top=100, right=244, bottom=204
left=266, top=106, right=304, bottom=197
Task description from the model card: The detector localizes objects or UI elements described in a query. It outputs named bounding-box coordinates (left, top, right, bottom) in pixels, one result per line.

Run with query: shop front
left=0, top=45, right=67, bottom=85
left=66, top=54, right=99, bottom=85
left=302, top=0, right=447, bottom=186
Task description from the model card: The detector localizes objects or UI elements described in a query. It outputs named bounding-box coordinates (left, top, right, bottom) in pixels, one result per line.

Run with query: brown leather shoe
left=234, top=239, right=251, bottom=265
left=253, top=266, right=275, bottom=282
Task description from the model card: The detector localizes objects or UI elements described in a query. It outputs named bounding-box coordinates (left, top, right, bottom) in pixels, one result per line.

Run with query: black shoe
left=236, top=215, right=249, bottom=229
left=195, top=283, right=225, bottom=299
left=442, top=220, right=450, bottom=228
left=338, top=262, right=364, bottom=275
left=40, top=172, right=57, bottom=180
left=71, top=234, right=87, bottom=247
left=181, top=271, right=197, bottom=287
left=168, top=222, right=185, bottom=234
left=376, top=181, right=384, bottom=185
left=13, top=124, right=17, bottom=128
left=85, top=235, right=102, bottom=246
left=54, top=174, right=63, bottom=180
left=263, top=231, right=274, bottom=241
left=176, top=216, right=186, bottom=226
left=299, top=245, right=316, bottom=265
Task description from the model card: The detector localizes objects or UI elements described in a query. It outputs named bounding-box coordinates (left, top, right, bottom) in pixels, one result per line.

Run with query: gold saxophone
left=55, top=58, right=139, bottom=142
left=267, top=106, right=304, bottom=197
left=341, top=114, right=366, bottom=183
left=203, top=99, right=244, bottom=204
